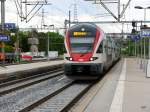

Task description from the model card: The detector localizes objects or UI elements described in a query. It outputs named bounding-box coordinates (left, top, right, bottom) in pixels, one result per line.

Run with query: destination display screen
left=68, top=24, right=97, bottom=37
left=73, top=32, right=88, bottom=36
left=73, top=32, right=92, bottom=37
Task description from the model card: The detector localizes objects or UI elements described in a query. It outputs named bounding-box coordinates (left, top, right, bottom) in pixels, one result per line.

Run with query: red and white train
left=64, top=23, right=120, bottom=80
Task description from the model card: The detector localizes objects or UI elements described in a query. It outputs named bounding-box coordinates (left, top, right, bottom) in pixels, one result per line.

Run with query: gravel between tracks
left=30, top=84, right=89, bottom=112
left=0, top=75, right=72, bottom=112
left=0, top=71, right=63, bottom=95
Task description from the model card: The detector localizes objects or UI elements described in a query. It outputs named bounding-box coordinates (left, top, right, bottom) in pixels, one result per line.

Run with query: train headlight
left=90, top=57, right=98, bottom=61
left=65, top=57, right=73, bottom=61
left=69, top=57, right=73, bottom=61
left=90, top=57, right=94, bottom=61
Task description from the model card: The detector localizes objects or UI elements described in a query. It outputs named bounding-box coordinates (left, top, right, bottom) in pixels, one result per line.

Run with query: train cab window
left=70, top=37, right=95, bottom=53
left=96, top=41, right=103, bottom=53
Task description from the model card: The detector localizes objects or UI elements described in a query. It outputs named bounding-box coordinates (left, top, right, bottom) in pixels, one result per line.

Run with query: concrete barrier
left=146, top=60, right=150, bottom=77
left=140, top=59, right=144, bottom=69
left=143, top=59, right=147, bottom=73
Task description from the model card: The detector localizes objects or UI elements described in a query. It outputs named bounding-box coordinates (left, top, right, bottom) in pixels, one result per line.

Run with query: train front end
left=64, top=23, right=104, bottom=80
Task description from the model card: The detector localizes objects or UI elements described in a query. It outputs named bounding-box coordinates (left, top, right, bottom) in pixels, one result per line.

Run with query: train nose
left=78, top=58, right=84, bottom=62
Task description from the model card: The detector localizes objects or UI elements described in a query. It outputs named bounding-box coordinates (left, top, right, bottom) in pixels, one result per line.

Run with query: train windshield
left=70, top=37, right=95, bottom=53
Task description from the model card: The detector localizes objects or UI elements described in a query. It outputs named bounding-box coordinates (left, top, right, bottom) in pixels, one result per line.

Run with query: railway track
left=0, top=75, right=73, bottom=112
left=0, top=62, right=118, bottom=112
left=29, top=82, right=93, bottom=112
left=0, top=69, right=64, bottom=96
left=0, top=72, right=95, bottom=112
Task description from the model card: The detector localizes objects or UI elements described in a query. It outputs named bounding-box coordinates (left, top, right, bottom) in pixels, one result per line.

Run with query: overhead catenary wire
left=78, top=2, right=96, bottom=20
left=13, top=0, right=50, bottom=23
left=13, top=0, right=20, bottom=16
left=68, top=0, right=97, bottom=22
left=43, top=5, right=68, bottom=26
left=26, top=2, right=40, bottom=18
left=27, top=4, right=44, bottom=22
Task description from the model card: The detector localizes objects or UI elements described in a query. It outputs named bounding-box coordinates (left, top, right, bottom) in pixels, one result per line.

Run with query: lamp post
left=134, top=6, right=150, bottom=57
left=135, top=6, right=150, bottom=70
left=43, top=24, right=54, bottom=60
left=1, top=0, right=6, bottom=66
left=134, top=6, right=150, bottom=21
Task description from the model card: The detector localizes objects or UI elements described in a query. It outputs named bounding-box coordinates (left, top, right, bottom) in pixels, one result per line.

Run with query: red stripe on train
left=66, top=31, right=71, bottom=56
left=71, top=52, right=92, bottom=62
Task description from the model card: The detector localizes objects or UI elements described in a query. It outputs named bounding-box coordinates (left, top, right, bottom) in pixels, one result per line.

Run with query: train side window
left=96, top=41, right=103, bottom=53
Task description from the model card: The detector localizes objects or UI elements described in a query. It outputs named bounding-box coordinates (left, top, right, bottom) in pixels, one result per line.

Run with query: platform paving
left=69, top=59, right=123, bottom=112
left=70, top=58, right=150, bottom=112
left=0, top=60, right=64, bottom=79
left=84, top=60, right=123, bottom=112
left=123, top=58, right=150, bottom=112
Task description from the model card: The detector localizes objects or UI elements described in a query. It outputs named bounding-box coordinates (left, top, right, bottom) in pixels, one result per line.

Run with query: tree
left=3, top=29, right=65, bottom=55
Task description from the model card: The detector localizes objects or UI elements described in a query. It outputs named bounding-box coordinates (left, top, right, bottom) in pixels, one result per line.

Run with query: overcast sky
left=3, top=0, right=150, bottom=33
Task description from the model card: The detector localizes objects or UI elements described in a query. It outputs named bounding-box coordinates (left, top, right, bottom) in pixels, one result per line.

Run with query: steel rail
left=19, top=81, right=75, bottom=112
left=0, top=70, right=64, bottom=96
left=0, top=64, right=63, bottom=84
left=60, top=82, right=94, bottom=112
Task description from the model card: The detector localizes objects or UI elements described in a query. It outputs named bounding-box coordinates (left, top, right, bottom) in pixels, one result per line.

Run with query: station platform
left=0, top=60, right=64, bottom=80
left=70, top=58, right=150, bottom=112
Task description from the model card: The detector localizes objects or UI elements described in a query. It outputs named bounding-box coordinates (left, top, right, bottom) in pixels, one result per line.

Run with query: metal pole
left=141, top=21, right=143, bottom=58
left=25, top=0, right=27, bottom=22
left=47, top=31, right=49, bottom=60
left=138, top=40, right=140, bottom=57
left=144, top=38, right=146, bottom=71
left=144, top=9, right=146, bottom=71
left=64, top=19, right=67, bottom=35
left=129, top=39, right=130, bottom=56
left=135, top=41, right=136, bottom=56
left=69, top=10, right=71, bottom=28
left=141, top=38, right=143, bottom=58
left=140, top=36, right=143, bottom=69
left=138, top=42, right=139, bottom=58
left=144, top=8, right=146, bottom=21
left=16, top=28, right=20, bottom=63
left=149, top=38, right=150, bottom=59
left=139, top=21, right=143, bottom=69
left=118, top=0, right=120, bottom=22
left=21, top=0, right=23, bottom=21
left=144, top=38, right=146, bottom=59
left=1, top=0, right=6, bottom=66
